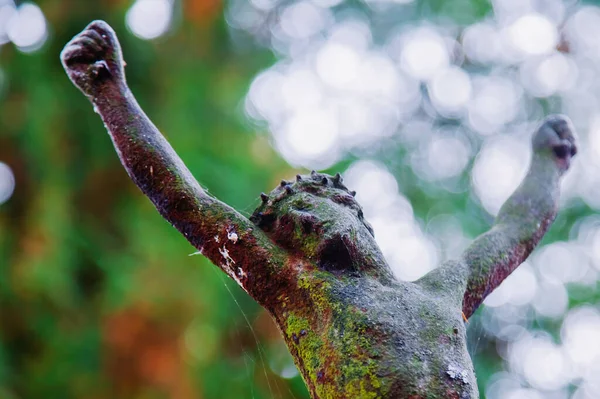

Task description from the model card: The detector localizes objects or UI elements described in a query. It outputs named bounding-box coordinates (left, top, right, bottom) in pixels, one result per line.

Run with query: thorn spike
left=350, top=190, right=356, bottom=197
left=260, top=193, right=269, bottom=202
left=311, top=170, right=317, bottom=178
left=280, top=180, right=289, bottom=187
left=321, top=177, right=328, bottom=185
left=285, top=185, right=293, bottom=194
left=296, top=174, right=302, bottom=181
left=334, top=173, right=342, bottom=183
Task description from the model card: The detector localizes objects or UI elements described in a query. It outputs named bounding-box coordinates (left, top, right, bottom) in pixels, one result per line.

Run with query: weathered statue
left=61, top=21, right=577, bottom=398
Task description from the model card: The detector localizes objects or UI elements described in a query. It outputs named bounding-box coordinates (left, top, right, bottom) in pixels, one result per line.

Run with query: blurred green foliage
left=0, top=1, right=304, bottom=398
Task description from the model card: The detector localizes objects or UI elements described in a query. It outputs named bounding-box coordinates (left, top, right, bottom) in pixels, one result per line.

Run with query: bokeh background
left=2, top=0, right=600, bottom=398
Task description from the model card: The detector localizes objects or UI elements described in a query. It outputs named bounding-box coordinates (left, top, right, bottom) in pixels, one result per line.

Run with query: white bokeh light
left=244, top=19, right=417, bottom=167
left=345, top=161, right=400, bottom=208
left=426, top=135, right=470, bottom=179
left=355, top=52, right=401, bottom=101
left=226, top=0, right=267, bottom=31
left=532, top=281, right=568, bottom=319
left=520, top=53, right=577, bottom=98
left=398, top=28, right=450, bottom=81
left=472, top=137, right=529, bottom=216
left=328, top=19, right=372, bottom=54
left=503, top=388, right=546, bottom=399
left=364, top=0, right=414, bottom=6
left=561, top=307, right=600, bottom=373
left=6, top=2, right=47, bottom=52
left=484, top=263, right=537, bottom=307
left=573, top=216, right=600, bottom=265
left=411, top=131, right=471, bottom=182
left=428, top=66, right=472, bottom=114
left=590, top=232, right=600, bottom=269
left=0, top=162, right=15, bottom=205
left=126, top=0, right=173, bottom=40
left=536, top=54, right=576, bottom=93
left=534, top=242, right=589, bottom=284
left=344, top=161, right=438, bottom=281
left=316, top=42, right=361, bottom=89
left=312, top=0, right=344, bottom=7
left=279, top=1, right=330, bottom=39
left=0, top=2, right=16, bottom=45
left=491, top=0, right=535, bottom=22
left=462, top=22, right=502, bottom=64
left=281, top=68, right=323, bottom=111
left=230, top=0, right=600, bottom=394
left=588, top=114, right=600, bottom=162
left=248, top=0, right=278, bottom=11
left=468, top=76, right=522, bottom=134
left=564, top=6, right=600, bottom=56
left=281, top=107, right=339, bottom=159
left=510, top=334, right=569, bottom=391
left=334, top=98, right=374, bottom=144
left=485, top=373, right=522, bottom=399
left=506, top=13, right=558, bottom=56
left=334, top=98, right=398, bottom=145
left=246, top=69, right=286, bottom=124
left=574, top=381, right=600, bottom=399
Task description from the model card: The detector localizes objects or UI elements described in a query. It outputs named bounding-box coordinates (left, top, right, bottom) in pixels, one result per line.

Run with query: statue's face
left=251, top=172, right=376, bottom=272
left=533, top=114, right=578, bottom=173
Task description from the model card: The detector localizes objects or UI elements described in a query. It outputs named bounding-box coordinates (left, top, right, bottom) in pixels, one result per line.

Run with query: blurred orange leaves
left=184, top=0, right=222, bottom=25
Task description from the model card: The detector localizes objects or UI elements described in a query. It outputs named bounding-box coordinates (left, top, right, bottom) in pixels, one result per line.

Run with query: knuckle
left=62, top=46, right=79, bottom=59
left=69, top=38, right=87, bottom=49
left=82, top=29, right=103, bottom=43
left=87, top=21, right=111, bottom=37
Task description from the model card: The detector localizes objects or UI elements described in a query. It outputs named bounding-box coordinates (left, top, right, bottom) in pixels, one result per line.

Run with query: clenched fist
left=60, top=20, right=126, bottom=98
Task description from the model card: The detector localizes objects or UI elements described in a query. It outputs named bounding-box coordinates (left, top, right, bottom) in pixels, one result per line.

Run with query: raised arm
left=461, top=115, right=577, bottom=317
left=60, top=21, right=287, bottom=303
left=419, top=115, right=577, bottom=318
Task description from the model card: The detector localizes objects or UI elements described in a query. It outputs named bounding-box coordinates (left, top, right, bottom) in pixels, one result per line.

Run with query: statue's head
left=533, top=114, right=578, bottom=174
left=251, top=172, right=387, bottom=277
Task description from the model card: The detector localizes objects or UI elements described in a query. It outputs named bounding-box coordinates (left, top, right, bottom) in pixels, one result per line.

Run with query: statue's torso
left=277, top=273, right=478, bottom=399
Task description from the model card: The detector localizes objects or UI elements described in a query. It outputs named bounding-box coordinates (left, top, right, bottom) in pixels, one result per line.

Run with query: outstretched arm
left=419, top=115, right=577, bottom=318
left=60, top=21, right=287, bottom=302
